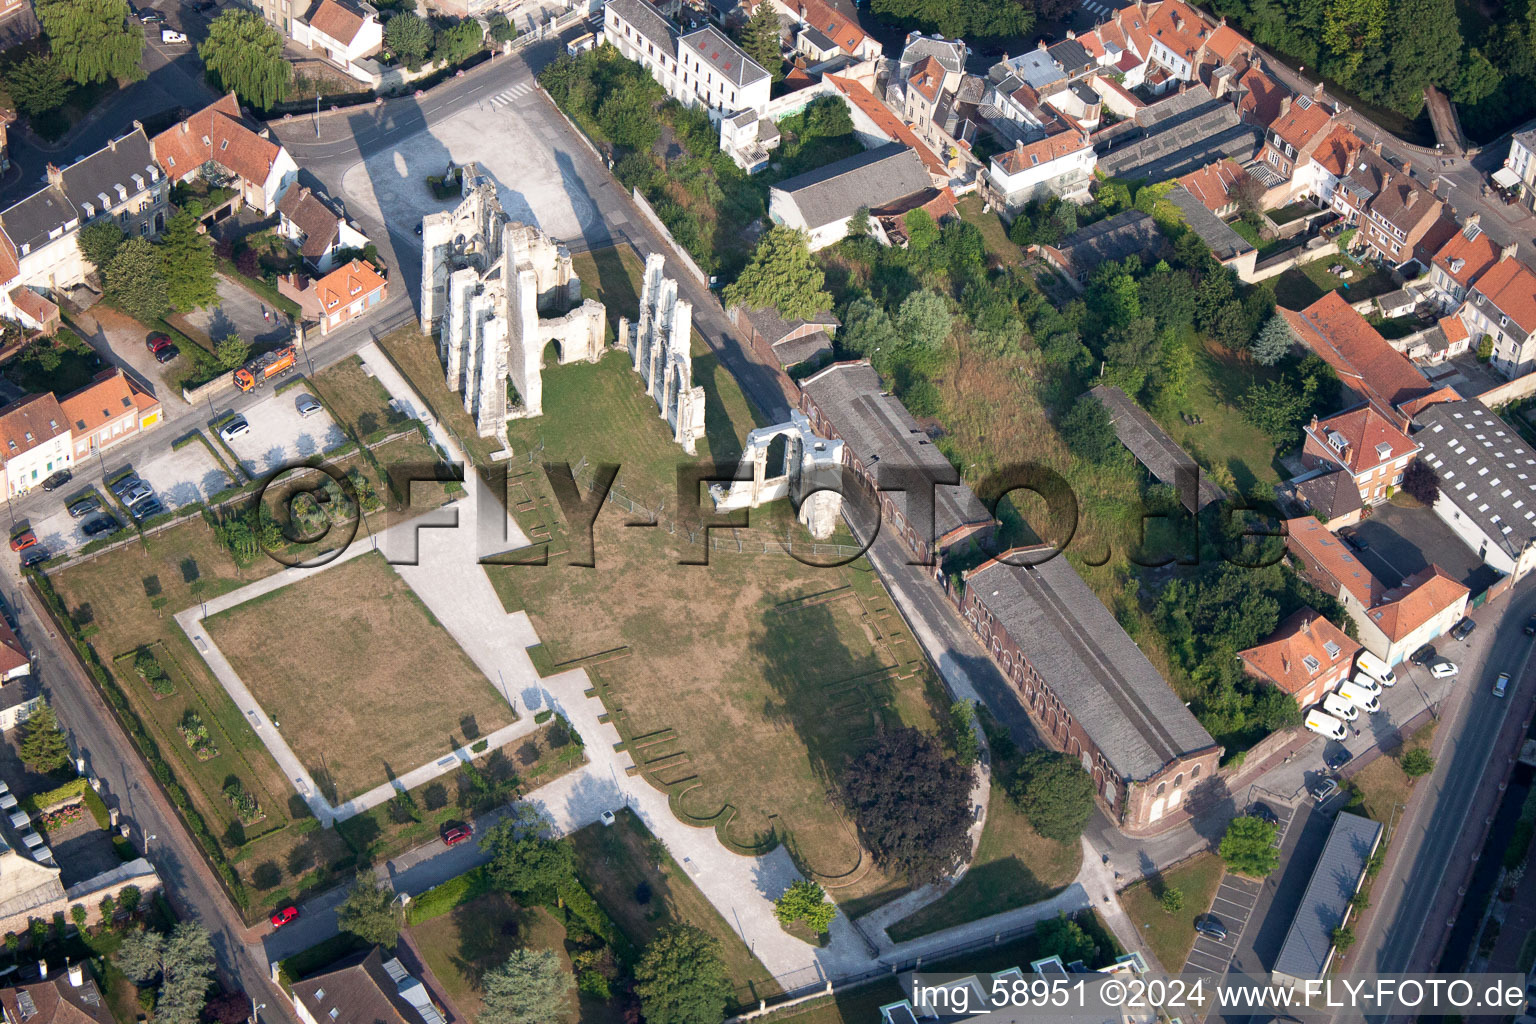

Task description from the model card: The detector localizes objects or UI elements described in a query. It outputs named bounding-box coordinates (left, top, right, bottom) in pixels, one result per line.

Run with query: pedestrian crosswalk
left=1079, top=0, right=1113, bottom=17
left=488, top=82, right=534, bottom=108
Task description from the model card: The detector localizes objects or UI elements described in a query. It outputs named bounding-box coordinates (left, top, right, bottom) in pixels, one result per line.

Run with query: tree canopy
left=77, top=220, right=125, bottom=271
left=1402, top=459, right=1440, bottom=506
left=435, top=18, right=484, bottom=65
left=114, top=922, right=216, bottom=1024
left=1008, top=749, right=1097, bottom=842
left=633, top=924, right=733, bottom=1024
left=723, top=226, right=833, bottom=320
left=5, top=53, right=71, bottom=118
left=1034, top=913, right=1099, bottom=965
left=481, top=948, right=574, bottom=1024
left=19, top=701, right=70, bottom=774
left=200, top=9, right=292, bottom=109
left=336, top=871, right=399, bottom=947
left=870, top=0, right=1034, bottom=39
left=480, top=819, right=577, bottom=905
left=35, top=0, right=143, bottom=85
left=1218, top=815, right=1280, bottom=876
left=738, top=4, right=783, bottom=80
left=842, top=728, right=972, bottom=884
left=385, top=13, right=433, bottom=67
left=106, top=237, right=170, bottom=324
left=161, top=210, right=219, bottom=311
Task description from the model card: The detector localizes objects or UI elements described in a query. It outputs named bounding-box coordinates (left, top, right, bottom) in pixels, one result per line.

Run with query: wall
left=1476, top=368, right=1536, bottom=408
left=1245, top=236, right=1339, bottom=282
left=630, top=188, right=711, bottom=285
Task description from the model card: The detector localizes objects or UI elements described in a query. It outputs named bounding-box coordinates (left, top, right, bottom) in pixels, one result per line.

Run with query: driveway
left=1350, top=501, right=1503, bottom=594
left=182, top=276, right=294, bottom=351
left=69, top=303, right=194, bottom=423
left=222, top=391, right=347, bottom=476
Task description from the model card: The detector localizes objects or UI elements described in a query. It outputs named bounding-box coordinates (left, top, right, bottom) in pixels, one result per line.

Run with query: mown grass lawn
left=1344, top=720, right=1437, bottom=824
left=310, top=354, right=411, bottom=441
left=1120, top=852, right=1225, bottom=970
left=956, top=194, right=1025, bottom=267
left=1157, top=336, right=1287, bottom=494
left=1274, top=250, right=1397, bottom=310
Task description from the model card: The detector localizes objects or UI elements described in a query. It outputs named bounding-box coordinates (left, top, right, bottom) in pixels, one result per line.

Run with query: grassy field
left=310, top=354, right=411, bottom=441
left=1120, top=852, right=1225, bottom=970
left=1273, top=250, right=1398, bottom=310
left=375, top=326, right=504, bottom=467
left=408, top=892, right=619, bottom=1023
left=572, top=246, right=647, bottom=342
left=569, top=808, right=780, bottom=1008
left=885, top=776, right=1081, bottom=941
left=956, top=194, right=1025, bottom=268
left=204, top=550, right=514, bottom=801
left=1158, top=336, right=1287, bottom=494
left=1345, top=720, right=1437, bottom=824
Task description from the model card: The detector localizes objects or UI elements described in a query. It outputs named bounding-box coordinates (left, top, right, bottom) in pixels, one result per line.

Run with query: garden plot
left=224, top=391, right=347, bottom=476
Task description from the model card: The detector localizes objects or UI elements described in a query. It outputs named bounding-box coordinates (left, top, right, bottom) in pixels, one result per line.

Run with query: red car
left=442, top=825, right=472, bottom=847
left=146, top=333, right=172, bottom=354
left=9, top=530, right=37, bottom=552
left=270, top=906, right=299, bottom=928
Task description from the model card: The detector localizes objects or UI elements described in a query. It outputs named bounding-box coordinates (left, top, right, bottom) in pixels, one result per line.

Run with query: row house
left=0, top=394, right=69, bottom=498
left=984, top=130, right=1096, bottom=213
left=1428, top=217, right=1504, bottom=312
left=1253, top=91, right=1337, bottom=199
left=1501, top=128, right=1536, bottom=213
left=59, top=368, right=164, bottom=460
left=280, top=258, right=389, bottom=336
left=1299, top=404, right=1420, bottom=507
left=0, top=369, right=163, bottom=498
left=291, top=0, right=384, bottom=80
left=1456, top=250, right=1536, bottom=378
left=1319, top=137, right=1443, bottom=266
left=603, top=0, right=770, bottom=120
left=888, top=33, right=985, bottom=169
left=150, top=94, right=299, bottom=217
left=765, top=0, right=883, bottom=62
left=277, top=185, right=371, bottom=274
left=1237, top=608, right=1360, bottom=709
left=1176, top=157, right=1248, bottom=217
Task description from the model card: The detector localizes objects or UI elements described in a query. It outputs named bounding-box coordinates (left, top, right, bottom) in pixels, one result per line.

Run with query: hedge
left=20, top=777, right=88, bottom=815
left=276, top=932, right=369, bottom=989
left=82, top=785, right=110, bottom=829
left=556, top=875, right=628, bottom=956
left=405, top=865, right=493, bottom=925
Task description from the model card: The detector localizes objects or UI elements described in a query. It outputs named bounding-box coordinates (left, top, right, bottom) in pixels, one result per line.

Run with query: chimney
left=1300, top=616, right=1311, bottom=636
left=1281, top=652, right=1290, bottom=675
left=1406, top=190, right=1418, bottom=208
left=1502, top=241, right=1519, bottom=262
left=1402, top=159, right=1412, bottom=176
left=1278, top=95, right=1291, bottom=119
left=1066, top=28, right=1075, bottom=39
left=1312, top=80, right=1324, bottom=100
left=1466, top=212, right=1481, bottom=227
left=45, top=163, right=62, bottom=188
left=1218, top=14, right=1226, bottom=25
left=1372, top=139, right=1383, bottom=156
left=108, top=135, right=117, bottom=152
left=67, top=963, right=83, bottom=988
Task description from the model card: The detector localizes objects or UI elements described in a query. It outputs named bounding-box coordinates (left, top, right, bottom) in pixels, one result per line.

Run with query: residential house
left=1238, top=607, right=1360, bottom=709
left=1501, top=127, right=1536, bottom=213
left=0, top=682, right=39, bottom=732
left=277, top=185, right=370, bottom=273
left=1285, top=514, right=1385, bottom=611
left=603, top=0, right=770, bottom=119
left=4, top=281, right=59, bottom=334
left=1278, top=290, right=1434, bottom=427
left=58, top=369, right=163, bottom=460
left=0, top=394, right=70, bottom=498
left=1036, top=210, right=1164, bottom=290
left=291, top=0, right=384, bottom=73
left=250, top=0, right=302, bottom=34
left=765, top=0, right=882, bottom=60
left=1271, top=813, right=1382, bottom=991
left=0, top=127, right=165, bottom=296
left=983, top=130, right=1095, bottom=213
left=1299, top=405, right=1420, bottom=507
left=798, top=361, right=995, bottom=568
left=767, top=143, right=933, bottom=250
left=1254, top=91, right=1337, bottom=197
left=282, top=258, right=388, bottom=335
left=1456, top=251, right=1536, bottom=378
left=891, top=33, right=966, bottom=154
left=1325, top=140, right=1443, bottom=266
left=0, top=616, right=27, bottom=685
left=1235, top=65, right=1285, bottom=127
left=1119, top=0, right=1221, bottom=90
left=0, top=964, right=114, bottom=1024
left=1287, top=467, right=1364, bottom=526
left=729, top=304, right=837, bottom=370
left=823, top=75, right=948, bottom=180
left=290, top=947, right=447, bottom=1024
left=1164, top=185, right=1256, bottom=279
left=1428, top=217, right=1503, bottom=311
left=960, top=553, right=1221, bottom=830
left=151, top=94, right=298, bottom=216
left=1412, top=399, right=1536, bottom=584
left=1176, top=158, right=1248, bottom=216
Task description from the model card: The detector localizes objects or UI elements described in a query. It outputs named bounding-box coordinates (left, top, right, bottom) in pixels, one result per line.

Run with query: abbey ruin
left=710, top=410, right=844, bottom=540
left=619, top=254, right=706, bottom=455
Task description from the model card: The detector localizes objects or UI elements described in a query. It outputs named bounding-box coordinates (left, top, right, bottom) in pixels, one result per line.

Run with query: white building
left=151, top=94, right=298, bottom=216
left=277, top=185, right=371, bottom=273
left=984, top=131, right=1095, bottom=212
left=291, top=0, right=383, bottom=71
left=0, top=394, right=70, bottom=498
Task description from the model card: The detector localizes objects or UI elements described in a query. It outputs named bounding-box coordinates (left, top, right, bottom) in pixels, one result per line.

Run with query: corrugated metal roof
left=1273, top=812, right=1381, bottom=981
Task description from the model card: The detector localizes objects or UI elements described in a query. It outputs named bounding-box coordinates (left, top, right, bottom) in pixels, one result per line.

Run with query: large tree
left=633, top=924, right=732, bottom=1024
left=1402, top=459, right=1440, bottom=505
left=160, top=210, right=219, bottom=311
left=19, top=701, right=70, bottom=773
left=434, top=18, right=484, bottom=65
left=842, top=728, right=972, bottom=884
left=200, top=9, right=292, bottom=109
left=385, top=12, right=433, bottom=67
left=336, top=872, right=399, bottom=947
left=34, top=0, right=143, bottom=85
left=738, top=3, right=783, bottom=80
left=1219, top=815, right=1280, bottom=877
left=481, top=948, right=574, bottom=1024
left=106, top=237, right=170, bottom=324
left=1008, top=749, right=1096, bottom=842
left=895, top=289, right=954, bottom=351
left=1249, top=313, right=1296, bottom=366
left=1035, top=912, right=1099, bottom=965
left=5, top=53, right=71, bottom=118
left=77, top=220, right=125, bottom=271
left=114, top=923, right=215, bottom=1024
left=480, top=819, right=576, bottom=905
left=722, top=226, right=832, bottom=320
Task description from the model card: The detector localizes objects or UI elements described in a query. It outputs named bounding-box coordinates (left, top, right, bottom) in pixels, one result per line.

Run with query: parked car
left=41, top=470, right=71, bottom=492
left=297, top=396, right=323, bottom=418
left=20, top=548, right=49, bottom=568
left=1495, top=672, right=1511, bottom=698
left=120, top=481, right=152, bottom=506
left=1345, top=531, right=1369, bottom=551
left=129, top=498, right=164, bottom=521
left=1305, top=708, right=1347, bottom=740
left=137, top=8, right=162, bottom=21
left=153, top=344, right=180, bottom=363
left=1249, top=802, right=1278, bottom=825
left=1325, top=747, right=1352, bottom=771
left=1452, top=617, right=1477, bottom=641
left=270, top=906, right=298, bottom=928
left=8, top=530, right=36, bottom=552
left=109, top=474, right=142, bottom=498
left=67, top=497, right=99, bottom=519
left=1312, top=778, right=1339, bottom=804
left=1525, top=616, right=1536, bottom=636
left=82, top=516, right=119, bottom=537
left=441, top=825, right=472, bottom=847
left=1410, top=644, right=1437, bottom=666
left=1194, top=915, right=1227, bottom=940
left=146, top=333, right=172, bottom=353
left=1430, top=660, right=1459, bottom=679
left=219, top=415, right=250, bottom=442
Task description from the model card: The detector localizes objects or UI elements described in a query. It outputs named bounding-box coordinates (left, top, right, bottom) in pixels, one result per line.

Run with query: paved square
left=224, top=390, right=347, bottom=475
left=135, top=440, right=233, bottom=508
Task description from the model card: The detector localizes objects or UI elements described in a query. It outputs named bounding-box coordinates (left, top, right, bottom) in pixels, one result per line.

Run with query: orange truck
left=233, top=346, right=297, bottom=392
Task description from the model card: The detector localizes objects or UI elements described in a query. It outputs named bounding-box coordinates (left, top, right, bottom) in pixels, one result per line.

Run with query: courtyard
left=1349, top=500, right=1503, bottom=595
left=202, top=550, right=516, bottom=802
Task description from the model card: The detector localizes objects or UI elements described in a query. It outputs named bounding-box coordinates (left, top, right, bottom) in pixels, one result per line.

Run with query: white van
left=1305, top=708, right=1348, bottom=740
left=1355, top=650, right=1397, bottom=687
left=1322, top=692, right=1360, bottom=722
left=1347, top=672, right=1383, bottom=698
left=1337, top=679, right=1382, bottom=713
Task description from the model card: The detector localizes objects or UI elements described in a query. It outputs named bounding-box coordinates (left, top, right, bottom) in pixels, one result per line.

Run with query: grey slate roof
left=901, top=33, right=965, bottom=73
left=1052, top=210, right=1164, bottom=271
left=1047, top=38, right=1092, bottom=75
left=1165, top=185, right=1254, bottom=263
left=800, top=361, right=993, bottom=540
left=967, top=554, right=1219, bottom=781
left=770, top=143, right=931, bottom=231
left=681, top=25, right=769, bottom=88
left=1273, top=812, right=1381, bottom=981
left=801, top=26, right=837, bottom=52
left=1002, top=49, right=1065, bottom=89
left=1294, top=468, right=1363, bottom=521
left=1097, top=105, right=1261, bottom=181
left=607, top=0, right=678, bottom=52
left=1413, top=399, right=1536, bottom=560
left=1, top=127, right=159, bottom=252
left=1091, top=384, right=1226, bottom=512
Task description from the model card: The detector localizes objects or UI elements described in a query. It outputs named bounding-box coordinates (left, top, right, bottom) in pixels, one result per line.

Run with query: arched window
left=1174, top=773, right=1184, bottom=788
left=1191, top=764, right=1201, bottom=781
left=1156, top=783, right=1166, bottom=796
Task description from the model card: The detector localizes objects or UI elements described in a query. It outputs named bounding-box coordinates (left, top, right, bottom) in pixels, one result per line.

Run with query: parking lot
left=1349, top=501, right=1503, bottom=594
left=222, top=390, right=346, bottom=476
left=1183, top=802, right=1298, bottom=976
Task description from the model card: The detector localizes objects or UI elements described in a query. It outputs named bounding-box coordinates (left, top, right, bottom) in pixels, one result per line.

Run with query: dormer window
left=1302, top=655, right=1320, bottom=673
left=1376, top=442, right=1392, bottom=459
left=1324, top=641, right=1341, bottom=658
left=98, top=192, right=110, bottom=208
left=82, top=201, right=95, bottom=218
left=23, top=432, right=32, bottom=442
left=115, top=183, right=127, bottom=201
left=131, top=173, right=144, bottom=190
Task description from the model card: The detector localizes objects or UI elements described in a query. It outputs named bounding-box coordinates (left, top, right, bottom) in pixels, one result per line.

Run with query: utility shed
left=1090, top=384, right=1226, bottom=512
left=1272, top=812, right=1382, bottom=990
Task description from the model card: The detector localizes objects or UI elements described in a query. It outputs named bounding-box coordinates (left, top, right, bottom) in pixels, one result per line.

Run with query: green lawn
left=1120, top=853, right=1225, bottom=970
left=956, top=194, right=1025, bottom=267
left=569, top=808, right=781, bottom=1009
left=1343, top=720, right=1437, bottom=824
left=885, top=777, right=1081, bottom=942
left=1156, top=335, right=1286, bottom=493
left=310, top=354, right=411, bottom=441
left=1274, top=250, right=1398, bottom=310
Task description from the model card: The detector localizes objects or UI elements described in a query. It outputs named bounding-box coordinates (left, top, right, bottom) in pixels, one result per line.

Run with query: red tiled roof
left=316, top=258, right=386, bottom=312
left=825, top=75, right=947, bottom=179
left=993, top=129, right=1091, bottom=175
left=784, top=0, right=871, bottom=55
left=0, top=393, right=67, bottom=462
left=7, top=286, right=55, bottom=326
left=307, top=0, right=367, bottom=45
left=1285, top=515, right=1385, bottom=606
left=1399, top=384, right=1461, bottom=419
left=1305, top=405, right=1418, bottom=475
left=1311, top=124, right=1364, bottom=177
left=59, top=368, right=158, bottom=435
left=0, top=226, right=18, bottom=288
left=1439, top=316, right=1469, bottom=345
left=1367, top=565, right=1468, bottom=642
left=1468, top=255, right=1536, bottom=334
left=1238, top=607, right=1359, bottom=697
left=1143, top=0, right=1212, bottom=60
left=1176, top=158, right=1245, bottom=211
left=1269, top=95, right=1332, bottom=152
left=1205, top=23, right=1247, bottom=64
left=151, top=94, right=283, bottom=187
left=1237, top=67, right=1284, bottom=126
left=908, top=55, right=944, bottom=103
left=1279, top=291, right=1433, bottom=423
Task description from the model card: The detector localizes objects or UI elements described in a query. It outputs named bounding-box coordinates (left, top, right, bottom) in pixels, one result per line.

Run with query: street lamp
left=251, top=999, right=266, bottom=1024
left=314, top=93, right=322, bottom=139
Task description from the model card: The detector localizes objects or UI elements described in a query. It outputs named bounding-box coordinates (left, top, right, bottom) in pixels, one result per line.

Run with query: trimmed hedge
left=405, top=865, right=493, bottom=925
left=82, top=785, right=110, bottom=829
left=21, top=777, right=88, bottom=815
left=276, top=932, right=369, bottom=989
